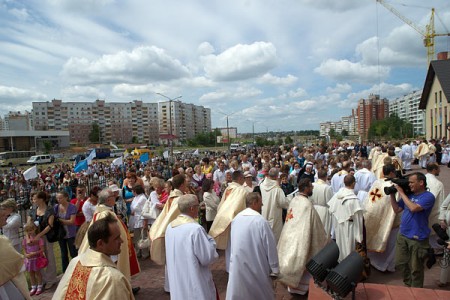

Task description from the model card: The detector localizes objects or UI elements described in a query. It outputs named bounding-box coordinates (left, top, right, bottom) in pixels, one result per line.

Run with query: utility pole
left=156, top=93, right=182, bottom=166
left=218, top=111, right=237, bottom=152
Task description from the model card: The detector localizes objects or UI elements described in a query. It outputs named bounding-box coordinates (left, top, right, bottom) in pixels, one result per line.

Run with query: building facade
left=158, top=100, right=211, bottom=145
left=356, top=94, right=389, bottom=140
left=419, top=58, right=450, bottom=140
left=389, top=90, right=425, bottom=136
left=33, top=99, right=200, bottom=145
left=319, top=114, right=356, bottom=137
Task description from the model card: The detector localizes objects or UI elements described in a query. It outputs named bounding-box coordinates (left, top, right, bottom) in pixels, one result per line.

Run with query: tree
left=341, top=129, right=348, bottom=137
left=89, top=122, right=101, bottom=143
left=284, top=136, right=293, bottom=144
left=368, top=114, right=413, bottom=140
left=43, top=140, right=53, bottom=154
left=132, top=136, right=139, bottom=143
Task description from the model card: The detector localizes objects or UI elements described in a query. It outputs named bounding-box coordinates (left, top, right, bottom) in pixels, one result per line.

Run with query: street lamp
left=217, top=111, right=237, bottom=152
left=246, top=119, right=257, bottom=144
left=156, top=93, right=182, bottom=166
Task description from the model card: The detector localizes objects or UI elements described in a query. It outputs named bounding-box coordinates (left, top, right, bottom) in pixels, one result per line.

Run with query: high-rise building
left=158, top=100, right=211, bottom=144
left=356, top=94, right=389, bottom=140
left=389, top=90, right=425, bottom=136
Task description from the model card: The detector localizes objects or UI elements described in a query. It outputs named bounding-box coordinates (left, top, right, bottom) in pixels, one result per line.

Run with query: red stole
left=64, top=261, right=92, bottom=300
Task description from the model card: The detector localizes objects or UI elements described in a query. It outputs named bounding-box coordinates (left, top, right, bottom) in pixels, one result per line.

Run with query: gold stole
left=64, top=261, right=92, bottom=300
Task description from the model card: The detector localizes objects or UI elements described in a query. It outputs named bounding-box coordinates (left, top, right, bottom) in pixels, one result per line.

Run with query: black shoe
left=132, top=287, right=141, bottom=295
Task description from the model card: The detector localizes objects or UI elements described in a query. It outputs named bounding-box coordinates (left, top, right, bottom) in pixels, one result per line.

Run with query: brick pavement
left=35, top=163, right=450, bottom=299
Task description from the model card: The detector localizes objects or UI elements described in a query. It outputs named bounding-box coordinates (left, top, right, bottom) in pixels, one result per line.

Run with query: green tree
left=43, top=140, right=53, bottom=154
left=132, top=136, right=139, bottom=143
left=284, top=136, right=293, bottom=144
left=89, top=122, right=101, bottom=143
left=341, top=129, right=348, bottom=137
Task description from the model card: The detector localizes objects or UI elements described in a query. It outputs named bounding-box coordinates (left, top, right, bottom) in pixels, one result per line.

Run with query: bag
left=46, top=218, right=66, bottom=243
left=36, top=256, right=48, bottom=269
left=142, top=201, right=160, bottom=220
left=137, top=228, right=150, bottom=250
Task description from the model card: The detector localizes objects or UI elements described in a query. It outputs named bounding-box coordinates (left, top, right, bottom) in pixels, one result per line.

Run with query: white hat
left=109, top=184, right=121, bottom=192
left=243, top=171, right=252, bottom=178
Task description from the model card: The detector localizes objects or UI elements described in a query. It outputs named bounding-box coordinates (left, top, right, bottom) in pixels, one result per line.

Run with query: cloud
left=256, top=73, right=297, bottom=86
left=326, top=83, right=352, bottom=94
left=62, top=46, right=190, bottom=85
left=197, top=42, right=215, bottom=56
left=203, top=42, right=278, bottom=81
left=61, top=85, right=106, bottom=100
left=199, top=86, right=262, bottom=104
left=298, top=0, right=365, bottom=12
left=288, top=88, right=307, bottom=98
left=314, top=58, right=390, bottom=83
left=0, top=85, right=47, bottom=102
left=8, top=8, right=29, bottom=21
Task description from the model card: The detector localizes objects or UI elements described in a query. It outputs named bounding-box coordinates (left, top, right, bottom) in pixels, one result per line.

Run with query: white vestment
left=425, top=173, right=445, bottom=249
left=309, top=179, right=333, bottom=237
left=52, top=248, right=134, bottom=300
left=354, top=168, right=377, bottom=194
left=260, top=178, right=290, bottom=242
left=439, top=194, right=450, bottom=284
left=165, top=214, right=218, bottom=300
left=330, top=171, right=348, bottom=194
left=401, top=144, right=413, bottom=170
left=226, top=208, right=279, bottom=300
left=329, top=187, right=364, bottom=262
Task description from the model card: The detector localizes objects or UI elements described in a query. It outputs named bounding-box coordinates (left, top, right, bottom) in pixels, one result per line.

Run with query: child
left=22, top=221, right=46, bottom=296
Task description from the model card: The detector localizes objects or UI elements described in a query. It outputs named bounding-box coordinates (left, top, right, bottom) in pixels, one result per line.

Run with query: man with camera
left=390, top=172, right=435, bottom=288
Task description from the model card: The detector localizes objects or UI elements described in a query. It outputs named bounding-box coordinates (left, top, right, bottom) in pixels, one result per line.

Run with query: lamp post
left=156, top=93, right=182, bottom=166
left=246, top=119, right=257, bottom=144
left=217, top=111, right=237, bottom=152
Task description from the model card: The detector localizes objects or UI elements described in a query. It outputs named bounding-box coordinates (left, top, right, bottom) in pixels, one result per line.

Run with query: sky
left=1, top=0, right=450, bottom=134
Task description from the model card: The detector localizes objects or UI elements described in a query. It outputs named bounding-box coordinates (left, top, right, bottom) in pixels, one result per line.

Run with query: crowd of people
left=0, top=137, right=450, bottom=299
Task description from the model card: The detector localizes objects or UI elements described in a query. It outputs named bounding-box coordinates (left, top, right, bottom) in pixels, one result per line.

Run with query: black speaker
left=325, top=252, right=364, bottom=297
left=306, top=241, right=339, bottom=283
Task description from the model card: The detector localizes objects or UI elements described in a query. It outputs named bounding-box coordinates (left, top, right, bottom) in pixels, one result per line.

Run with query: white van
left=27, top=155, right=53, bottom=165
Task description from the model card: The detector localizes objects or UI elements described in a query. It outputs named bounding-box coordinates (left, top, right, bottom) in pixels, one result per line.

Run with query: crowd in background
left=1, top=136, right=450, bottom=296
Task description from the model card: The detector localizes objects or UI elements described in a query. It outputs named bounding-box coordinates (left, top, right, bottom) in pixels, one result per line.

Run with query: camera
left=383, top=177, right=412, bottom=195
left=432, top=223, right=449, bottom=247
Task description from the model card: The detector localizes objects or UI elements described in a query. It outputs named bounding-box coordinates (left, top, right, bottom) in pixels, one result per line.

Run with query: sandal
left=29, top=287, right=37, bottom=296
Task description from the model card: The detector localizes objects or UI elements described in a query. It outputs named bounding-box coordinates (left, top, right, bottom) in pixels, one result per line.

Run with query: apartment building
left=158, top=100, right=211, bottom=144
left=389, top=90, right=425, bottom=136
left=356, top=94, right=389, bottom=140
left=32, top=99, right=163, bottom=145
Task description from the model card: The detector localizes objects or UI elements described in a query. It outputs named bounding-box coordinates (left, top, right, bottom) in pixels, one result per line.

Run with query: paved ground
left=36, top=163, right=450, bottom=299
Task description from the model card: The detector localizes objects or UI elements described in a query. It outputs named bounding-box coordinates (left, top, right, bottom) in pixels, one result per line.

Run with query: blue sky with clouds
left=0, top=0, right=449, bottom=133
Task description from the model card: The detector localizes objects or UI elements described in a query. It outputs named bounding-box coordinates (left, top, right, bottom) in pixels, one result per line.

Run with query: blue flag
left=139, top=152, right=149, bottom=163
left=74, top=159, right=88, bottom=172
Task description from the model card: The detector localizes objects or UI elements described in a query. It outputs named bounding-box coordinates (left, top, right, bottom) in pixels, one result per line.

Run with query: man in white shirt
left=165, top=194, right=218, bottom=300
left=226, top=192, right=279, bottom=300
left=425, top=162, right=445, bottom=251
left=213, top=161, right=226, bottom=185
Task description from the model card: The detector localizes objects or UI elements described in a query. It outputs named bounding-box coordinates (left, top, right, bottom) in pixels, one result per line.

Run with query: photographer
left=390, top=172, right=435, bottom=288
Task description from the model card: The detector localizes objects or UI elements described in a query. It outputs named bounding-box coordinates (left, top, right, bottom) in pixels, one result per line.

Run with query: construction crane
left=376, top=0, right=450, bottom=65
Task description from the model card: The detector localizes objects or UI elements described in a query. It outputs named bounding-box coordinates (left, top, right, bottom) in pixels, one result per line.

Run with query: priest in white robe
left=330, top=161, right=351, bottom=194
left=78, top=188, right=140, bottom=281
left=53, top=214, right=134, bottom=300
left=260, top=168, right=290, bottom=242
left=149, top=174, right=186, bottom=265
left=401, top=141, right=413, bottom=171
left=0, top=209, right=31, bottom=300
left=414, top=139, right=430, bottom=169
left=329, top=174, right=364, bottom=262
left=309, top=169, right=333, bottom=237
left=278, top=178, right=328, bottom=295
left=227, top=192, right=279, bottom=300
left=209, top=171, right=248, bottom=271
left=364, top=164, right=401, bottom=272
left=425, top=163, right=445, bottom=251
left=354, top=160, right=376, bottom=194
left=165, top=194, right=218, bottom=300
